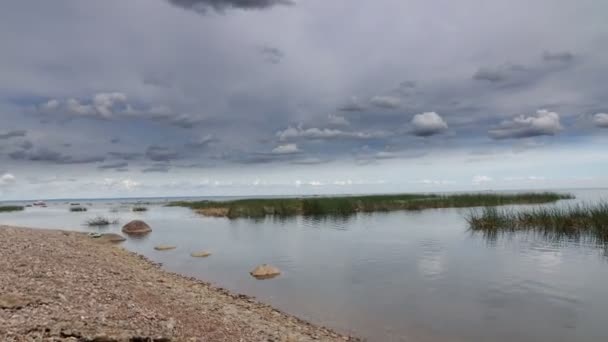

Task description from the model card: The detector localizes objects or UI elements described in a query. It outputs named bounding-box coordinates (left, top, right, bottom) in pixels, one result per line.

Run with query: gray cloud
left=142, top=163, right=171, bottom=173
left=145, top=145, right=179, bottom=161
left=472, top=64, right=527, bottom=83
left=19, top=140, right=33, bottom=150
left=108, top=152, right=142, bottom=161
left=185, top=135, right=218, bottom=148
left=98, top=162, right=129, bottom=170
left=0, top=130, right=27, bottom=140
left=594, top=113, right=608, bottom=128
left=488, top=109, right=562, bottom=140
left=258, top=46, right=284, bottom=64
left=9, top=148, right=105, bottom=164
left=370, top=96, right=401, bottom=109
left=338, top=97, right=366, bottom=112
left=542, top=50, right=575, bottom=63
left=166, top=0, right=293, bottom=13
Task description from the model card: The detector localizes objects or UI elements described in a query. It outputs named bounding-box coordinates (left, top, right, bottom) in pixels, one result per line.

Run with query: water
left=2, top=189, right=608, bottom=341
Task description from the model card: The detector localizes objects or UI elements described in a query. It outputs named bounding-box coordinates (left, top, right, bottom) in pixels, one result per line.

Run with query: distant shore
left=0, top=225, right=357, bottom=341
left=169, top=192, right=573, bottom=218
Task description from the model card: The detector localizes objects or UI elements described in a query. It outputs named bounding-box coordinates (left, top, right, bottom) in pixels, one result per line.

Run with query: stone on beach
left=191, top=251, right=212, bottom=258
left=122, top=220, right=152, bottom=235
left=154, top=245, right=177, bottom=251
left=0, top=294, right=33, bottom=309
left=250, top=264, right=281, bottom=279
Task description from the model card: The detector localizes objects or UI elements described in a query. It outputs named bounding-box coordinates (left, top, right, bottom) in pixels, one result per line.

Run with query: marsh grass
left=86, top=216, right=120, bottom=226
left=69, top=206, right=87, bottom=212
left=0, top=205, right=24, bottom=212
left=169, top=192, right=572, bottom=218
left=467, top=202, right=608, bottom=243
left=132, top=206, right=148, bottom=212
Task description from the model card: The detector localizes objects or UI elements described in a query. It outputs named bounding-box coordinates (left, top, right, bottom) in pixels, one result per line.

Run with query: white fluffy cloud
left=43, top=92, right=128, bottom=119
left=411, top=112, right=448, bottom=136
left=472, top=175, right=493, bottom=185
left=271, top=143, right=300, bottom=154
left=593, top=113, right=608, bottom=128
left=328, top=114, right=350, bottom=126
left=0, top=173, right=16, bottom=186
left=277, top=126, right=388, bottom=141
left=489, top=109, right=562, bottom=140
left=39, top=93, right=201, bottom=128
left=103, top=178, right=141, bottom=191
left=370, top=96, right=400, bottom=109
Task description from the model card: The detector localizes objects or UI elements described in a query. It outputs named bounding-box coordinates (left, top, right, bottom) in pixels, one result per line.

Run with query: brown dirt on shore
left=0, top=225, right=357, bottom=341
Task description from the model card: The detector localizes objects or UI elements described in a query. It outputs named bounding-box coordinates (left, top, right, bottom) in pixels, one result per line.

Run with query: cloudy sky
left=1, top=0, right=608, bottom=200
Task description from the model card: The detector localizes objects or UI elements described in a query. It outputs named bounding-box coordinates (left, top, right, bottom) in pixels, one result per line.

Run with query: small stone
left=250, top=264, right=281, bottom=280
left=154, top=245, right=177, bottom=251
left=0, top=294, right=32, bottom=309
left=190, top=251, right=211, bottom=258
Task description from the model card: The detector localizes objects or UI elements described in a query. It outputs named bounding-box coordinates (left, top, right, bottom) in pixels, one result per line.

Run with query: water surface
left=2, top=189, right=608, bottom=341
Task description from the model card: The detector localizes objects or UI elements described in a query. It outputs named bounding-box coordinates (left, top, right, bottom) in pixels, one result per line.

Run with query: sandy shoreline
left=0, top=225, right=358, bottom=341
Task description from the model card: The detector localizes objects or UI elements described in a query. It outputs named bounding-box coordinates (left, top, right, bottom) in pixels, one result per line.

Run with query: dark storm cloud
left=145, top=145, right=179, bottom=161
left=0, top=130, right=27, bottom=139
left=98, top=162, right=129, bottom=170
left=166, top=0, right=293, bottom=13
left=9, top=148, right=105, bottom=164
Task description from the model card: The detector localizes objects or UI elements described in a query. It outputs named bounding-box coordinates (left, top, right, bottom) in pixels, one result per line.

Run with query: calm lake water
left=2, top=189, right=608, bottom=341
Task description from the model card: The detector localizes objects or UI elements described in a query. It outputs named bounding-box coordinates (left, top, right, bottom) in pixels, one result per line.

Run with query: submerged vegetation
left=169, top=192, right=572, bottom=218
left=86, top=216, right=119, bottom=227
left=467, top=202, right=608, bottom=243
left=0, top=205, right=24, bottom=213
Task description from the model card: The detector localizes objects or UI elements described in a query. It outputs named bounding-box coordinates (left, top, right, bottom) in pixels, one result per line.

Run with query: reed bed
left=0, top=205, right=24, bottom=212
left=86, top=216, right=119, bottom=227
left=169, top=192, right=572, bottom=218
left=467, top=202, right=608, bottom=242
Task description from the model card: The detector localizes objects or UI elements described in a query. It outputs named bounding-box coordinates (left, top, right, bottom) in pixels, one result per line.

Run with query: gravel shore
left=0, top=225, right=358, bottom=341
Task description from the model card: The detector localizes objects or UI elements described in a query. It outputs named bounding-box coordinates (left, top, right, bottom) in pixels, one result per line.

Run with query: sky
left=1, top=0, right=608, bottom=200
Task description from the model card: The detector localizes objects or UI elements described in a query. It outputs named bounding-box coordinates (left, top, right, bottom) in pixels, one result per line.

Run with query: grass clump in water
left=86, top=216, right=119, bottom=227
left=0, top=205, right=24, bottom=212
left=467, top=202, right=608, bottom=242
left=70, top=206, right=87, bottom=212
left=132, top=206, right=148, bottom=212
left=169, top=192, right=573, bottom=218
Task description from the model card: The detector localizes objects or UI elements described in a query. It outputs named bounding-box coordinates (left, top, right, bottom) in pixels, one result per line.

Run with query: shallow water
left=2, top=189, right=608, bottom=341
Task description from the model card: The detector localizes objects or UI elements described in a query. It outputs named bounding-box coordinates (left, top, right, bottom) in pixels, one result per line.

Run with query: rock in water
left=94, top=233, right=126, bottom=243
left=191, top=251, right=212, bottom=258
left=250, top=264, right=281, bottom=279
left=121, top=220, right=152, bottom=235
left=154, top=245, right=177, bottom=251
